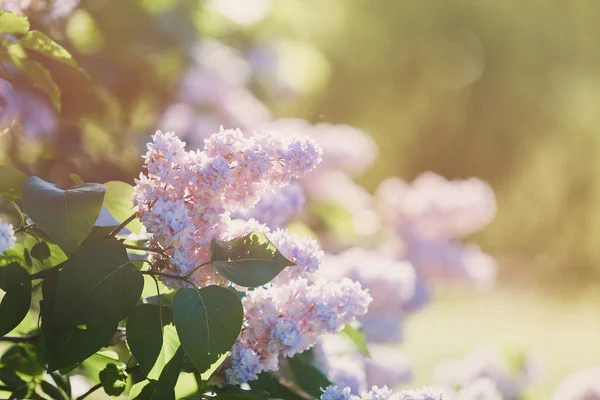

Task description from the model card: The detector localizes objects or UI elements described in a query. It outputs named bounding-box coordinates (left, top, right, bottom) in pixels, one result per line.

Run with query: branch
left=106, top=213, right=138, bottom=238
left=75, top=383, right=101, bottom=400
left=0, top=334, right=40, bottom=344
left=122, top=243, right=165, bottom=255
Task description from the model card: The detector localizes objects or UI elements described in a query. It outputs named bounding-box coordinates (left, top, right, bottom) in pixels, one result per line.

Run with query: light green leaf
left=211, top=232, right=295, bottom=287
left=19, top=59, right=61, bottom=111
left=0, top=165, right=27, bottom=200
left=22, top=176, right=106, bottom=254
left=0, top=263, right=32, bottom=336
left=19, top=30, right=77, bottom=67
left=51, top=238, right=143, bottom=326
left=173, top=286, right=243, bottom=373
left=342, top=324, right=370, bottom=357
left=0, top=11, right=29, bottom=35
left=102, top=181, right=143, bottom=235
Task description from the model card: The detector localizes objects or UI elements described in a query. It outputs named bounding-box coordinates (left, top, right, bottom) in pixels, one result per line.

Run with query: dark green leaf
left=1, top=345, right=45, bottom=377
left=0, top=366, right=26, bottom=388
left=99, top=363, right=127, bottom=397
left=342, top=324, right=370, bottom=357
left=215, top=385, right=270, bottom=399
left=40, top=277, right=118, bottom=371
left=19, top=30, right=77, bottom=67
left=19, top=59, right=61, bottom=111
left=288, top=352, right=331, bottom=399
left=127, top=304, right=167, bottom=376
left=211, top=232, right=295, bottom=287
left=129, top=348, right=184, bottom=400
left=51, top=239, right=143, bottom=326
left=40, top=381, right=67, bottom=400
left=23, top=249, right=32, bottom=267
left=0, top=11, right=29, bottom=34
left=103, top=181, right=144, bottom=235
left=0, top=165, right=27, bottom=200
left=50, top=372, right=71, bottom=398
left=0, top=263, right=32, bottom=336
left=173, top=286, right=243, bottom=373
left=22, top=176, right=106, bottom=255
left=30, top=241, right=51, bottom=261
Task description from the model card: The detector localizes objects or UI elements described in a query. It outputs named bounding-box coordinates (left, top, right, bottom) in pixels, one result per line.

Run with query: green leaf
left=69, top=173, right=83, bottom=185
left=0, top=11, right=29, bottom=34
left=40, top=277, right=118, bottom=371
left=342, top=324, right=370, bottom=357
left=51, top=238, right=144, bottom=326
left=211, top=232, right=295, bottom=287
left=103, top=181, right=143, bottom=235
left=19, top=59, right=61, bottom=111
left=0, top=263, right=32, bottom=336
left=19, top=30, right=77, bottom=67
left=288, top=352, right=331, bottom=399
left=40, top=381, right=67, bottom=400
left=0, top=165, right=27, bottom=200
left=22, top=176, right=106, bottom=255
left=127, top=304, right=168, bottom=376
left=129, top=348, right=184, bottom=400
left=30, top=241, right=51, bottom=261
left=1, top=345, right=45, bottom=377
left=23, top=249, right=32, bottom=267
left=214, top=385, right=270, bottom=400
left=0, top=365, right=26, bottom=388
left=49, top=372, right=71, bottom=398
left=99, top=363, right=127, bottom=397
left=173, top=286, right=243, bottom=373
left=250, top=372, right=305, bottom=400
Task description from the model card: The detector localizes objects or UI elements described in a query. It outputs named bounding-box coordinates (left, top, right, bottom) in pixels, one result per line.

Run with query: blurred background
left=1, top=0, right=599, bottom=398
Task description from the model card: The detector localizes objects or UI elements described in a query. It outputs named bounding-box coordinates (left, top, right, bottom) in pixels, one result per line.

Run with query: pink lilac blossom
left=132, top=129, right=322, bottom=286
left=234, top=182, right=306, bottom=228
left=0, top=79, right=57, bottom=139
left=550, top=367, right=600, bottom=400
left=320, top=386, right=446, bottom=400
left=0, top=219, right=16, bottom=254
left=434, top=346, right=541, bottom=399
left=261, top=119, right=378, bottom=177
left=320, top=248, right=417, bottom=343
left=375, top=173, right=497, bottom=288
left=224, top=278, right=371, bottom=384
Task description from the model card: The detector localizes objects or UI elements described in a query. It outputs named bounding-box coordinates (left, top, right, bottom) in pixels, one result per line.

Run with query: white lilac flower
left=550, top=367, right=600, bottom=400
left=320, top=386, right=446, bottom=400
left=0, top=219, right=16, bottom=254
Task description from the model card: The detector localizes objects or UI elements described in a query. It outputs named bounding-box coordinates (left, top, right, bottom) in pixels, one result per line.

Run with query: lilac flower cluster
left=132, top=128, right=322, bottom=286
left=376, top=172, right=497, bottom=288
left=320, top=385, right=446, bottom=400
left=226, top=277, right=371, bottom=384
left=434, top=346, right=542, bottom=399
left=234, top=182, right=306, bottom=228
left=0, top=219, right=16, bottom=254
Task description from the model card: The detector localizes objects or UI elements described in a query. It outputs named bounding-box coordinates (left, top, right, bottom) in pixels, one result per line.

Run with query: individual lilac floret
left=0, top=219, right=16, bottom=254
left=434, top=346, right=542, bottom=399
left=224, top=278, right=371, bottom=384
left=550, top=366, right=600, bottom=400
left=320, top=248, right=417, bottom=343
left=320, top=386, right=446, bottom=400
left=235, top=182, right=306, bottom=228
left=132, top=129, right=322, bottom=287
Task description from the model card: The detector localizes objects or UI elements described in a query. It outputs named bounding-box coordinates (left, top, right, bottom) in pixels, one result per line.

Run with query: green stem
left=107, top=213, right=138, bottom=238
left=184, top=260, right=212, bottom=278
left=122, top=243, right=164, bottom=255
left=0, top=334, right=40, bottom=344
left=141, top=270, right=186, bottom=281
left=7, top=200, right=25, bottom=229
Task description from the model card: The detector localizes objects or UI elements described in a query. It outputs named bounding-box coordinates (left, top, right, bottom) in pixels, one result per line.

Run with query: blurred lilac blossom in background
left=551, top=367, right=600, bottom=400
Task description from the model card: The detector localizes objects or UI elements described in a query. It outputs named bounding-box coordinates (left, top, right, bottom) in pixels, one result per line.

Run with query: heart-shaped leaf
left=40, top=278, right=117, bottom=371
left=99, top=363, right=127, bottom=397
left=0, top=165, right=27, bottom=200
left=173, top=286, right=243, bottom=373
left=211, top=232, right=294, bottom=287
left=22, top=176, right=105, bottom=255
left=0, top=263, right=32, bottom=336
left=19, top=30, right=77, bottom=68
left=51, top=238, right=143, bottom=326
